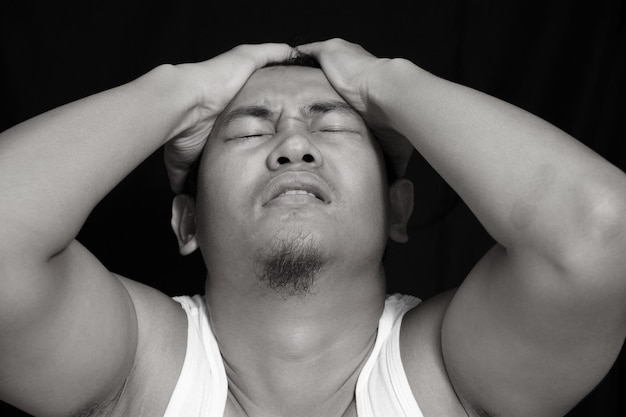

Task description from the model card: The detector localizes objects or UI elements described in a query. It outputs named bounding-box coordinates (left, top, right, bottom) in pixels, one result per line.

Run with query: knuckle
left=327, top=38, right=349, bottom=48
left=326, top=38, right=343, bottom=47
left=232, top=43, right=251, bottom=52
left=230, top=44, right=253, bottom=58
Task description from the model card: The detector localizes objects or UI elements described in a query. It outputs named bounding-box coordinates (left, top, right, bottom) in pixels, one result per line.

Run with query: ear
left=171, top=194, right=199, bottom=256
left=387, top=178, right=414, bottom=243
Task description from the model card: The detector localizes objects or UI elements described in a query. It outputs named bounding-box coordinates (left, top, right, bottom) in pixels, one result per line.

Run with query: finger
left=296, top=39, right=341, bottom=60
left=294, top=41, right=324, bottom=57
left=393, top=148, right=413, bottom=178
left=235, top=43, right=294, bottom=69
left=297, top=38, right=360, bottom=54
left=164, top=142, right=205, bottom=194
left=167, top=166, right=187, bottom=195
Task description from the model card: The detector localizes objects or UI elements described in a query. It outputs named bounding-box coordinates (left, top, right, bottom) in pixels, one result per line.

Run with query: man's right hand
left=164, top=43, right=292, bottom=193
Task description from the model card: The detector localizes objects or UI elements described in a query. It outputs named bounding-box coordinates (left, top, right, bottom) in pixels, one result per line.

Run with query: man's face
left=194, top=66, right=391, bottom=284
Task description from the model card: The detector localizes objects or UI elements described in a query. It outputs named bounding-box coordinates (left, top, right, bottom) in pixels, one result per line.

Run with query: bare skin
left=0, top=39, right=625, bottom=417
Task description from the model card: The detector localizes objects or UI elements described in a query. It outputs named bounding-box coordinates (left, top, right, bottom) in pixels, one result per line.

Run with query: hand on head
left=165, top=38, right=413, bottom=195
left=297, top=39, right=413, bottom=177
left=164, top=43, right=294, bottom=193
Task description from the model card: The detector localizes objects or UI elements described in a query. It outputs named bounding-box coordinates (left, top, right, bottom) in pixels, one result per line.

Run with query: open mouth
left=262, top=173, right=332, bottom=206
left=276, top=189, right=323, bottom=200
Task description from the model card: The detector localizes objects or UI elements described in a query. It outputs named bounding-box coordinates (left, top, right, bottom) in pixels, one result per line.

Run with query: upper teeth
left=280, top=190, right=317, bottom=198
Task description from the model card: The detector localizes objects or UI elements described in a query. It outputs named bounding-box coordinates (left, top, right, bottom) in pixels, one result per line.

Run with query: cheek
left=340, top=147, right=389, bottom=228
left=349, top=142, right=387, bottom=196
left=195, top=149, right=263, bottom=234
left=195, top=160, right=240, bottom=235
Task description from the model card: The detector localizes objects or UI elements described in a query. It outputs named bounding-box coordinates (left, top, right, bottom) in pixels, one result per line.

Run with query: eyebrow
left=220, top=105, right=276, bottom=127
left=304, top=100, right=360, bottom=117
left=220, top=100, right=360, bottom=127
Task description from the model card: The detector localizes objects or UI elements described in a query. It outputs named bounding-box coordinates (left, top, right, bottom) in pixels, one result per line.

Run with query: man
left=0, top=38, right=624, bottom=417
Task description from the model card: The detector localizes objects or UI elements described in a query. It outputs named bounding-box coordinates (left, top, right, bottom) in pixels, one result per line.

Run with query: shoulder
left=110, top=277, right=189, bottom=417
left=399, top=289, right=471, bottom=416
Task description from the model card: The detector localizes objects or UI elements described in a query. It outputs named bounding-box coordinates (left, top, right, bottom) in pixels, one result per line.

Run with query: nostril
left=277, top=156, right=290, bottom=165
left=302, top=154, right=314, bottom=163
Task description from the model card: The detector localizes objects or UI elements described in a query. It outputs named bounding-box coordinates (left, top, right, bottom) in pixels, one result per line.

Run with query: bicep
left=441, top=244, right=626, bottom=417
left=0, top=240, right=137, bottom=417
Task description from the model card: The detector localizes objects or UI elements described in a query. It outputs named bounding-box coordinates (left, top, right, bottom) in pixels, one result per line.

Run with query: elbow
left=582, top=186, right=626, bottom=252
left=556, top=183, right=626, bottom=280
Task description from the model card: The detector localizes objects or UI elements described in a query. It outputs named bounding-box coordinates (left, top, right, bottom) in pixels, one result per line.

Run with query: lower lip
left=265, top=194, right=326, bottom=206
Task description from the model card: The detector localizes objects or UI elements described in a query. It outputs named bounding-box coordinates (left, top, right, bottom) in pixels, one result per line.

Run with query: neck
left=204, top=263, right=387, bottom=417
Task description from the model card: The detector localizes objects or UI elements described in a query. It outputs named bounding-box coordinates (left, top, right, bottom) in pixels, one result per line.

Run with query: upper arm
left=441, top=243, right=626, bottom=417
left=0, top=240, right=138, bottom=417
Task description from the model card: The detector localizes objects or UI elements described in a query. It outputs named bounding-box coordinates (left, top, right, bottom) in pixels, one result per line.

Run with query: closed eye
left=226, top=132, right=274, bottom=141
left=313, top=127, right=360, bottom=135
left=241, top=133, right=272, bottom=138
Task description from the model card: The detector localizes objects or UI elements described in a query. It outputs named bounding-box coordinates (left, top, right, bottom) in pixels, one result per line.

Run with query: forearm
left=0, top=64, right=194, bottom=258
left=375, top=59, right=626, bottom=262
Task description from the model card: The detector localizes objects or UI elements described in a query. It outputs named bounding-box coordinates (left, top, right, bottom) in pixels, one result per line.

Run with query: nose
left=266, top=131, right=323, bottom=170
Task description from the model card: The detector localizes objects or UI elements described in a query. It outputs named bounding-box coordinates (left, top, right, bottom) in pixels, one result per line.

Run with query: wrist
left=128, top=64, right=202, bottom=145
left=366, top=58, right=432, bottom=134
left=366, top=58, right=418, bottom=120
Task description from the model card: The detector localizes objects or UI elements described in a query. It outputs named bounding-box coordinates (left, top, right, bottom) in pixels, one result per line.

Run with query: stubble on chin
left=254, top=228, right=328, bottom=298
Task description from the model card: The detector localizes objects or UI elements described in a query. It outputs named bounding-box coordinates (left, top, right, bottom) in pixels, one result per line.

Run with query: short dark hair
left=180, top=52, right=397, bottom=197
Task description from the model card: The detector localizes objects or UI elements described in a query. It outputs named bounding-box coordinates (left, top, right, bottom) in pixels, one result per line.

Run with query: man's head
left=171, top=53, right=413, bottom=297
left=181, top=53, right=399, bottom=198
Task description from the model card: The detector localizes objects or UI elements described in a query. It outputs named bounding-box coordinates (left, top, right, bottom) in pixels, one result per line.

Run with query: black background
left=1, top=1, right=624, bottom=415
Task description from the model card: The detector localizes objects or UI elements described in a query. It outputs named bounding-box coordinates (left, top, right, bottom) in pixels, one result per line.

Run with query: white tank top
left=164, top=293, right=423, bottom=417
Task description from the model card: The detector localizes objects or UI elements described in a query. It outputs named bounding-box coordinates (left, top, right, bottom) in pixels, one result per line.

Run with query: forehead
left=225, top=66, right=347, bottom=111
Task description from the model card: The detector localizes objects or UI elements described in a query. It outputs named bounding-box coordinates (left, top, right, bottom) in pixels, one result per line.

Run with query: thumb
left=295, top=41, right=325, bottom=59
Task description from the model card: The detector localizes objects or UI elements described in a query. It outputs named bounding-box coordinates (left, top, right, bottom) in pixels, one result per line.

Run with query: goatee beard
left=254, top=229, right=327, bottom=298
